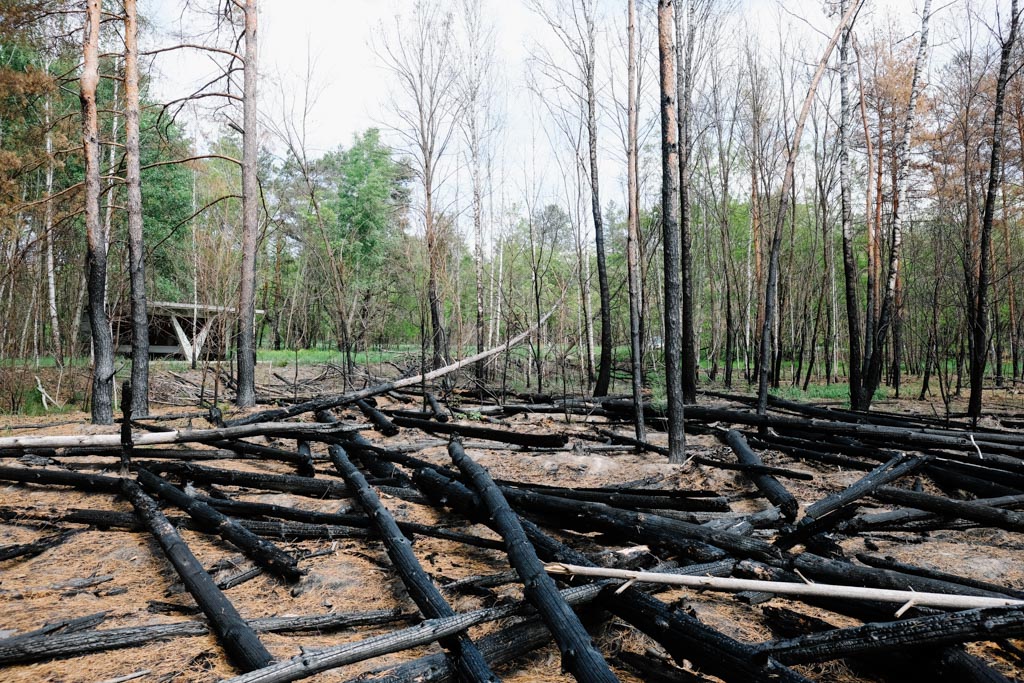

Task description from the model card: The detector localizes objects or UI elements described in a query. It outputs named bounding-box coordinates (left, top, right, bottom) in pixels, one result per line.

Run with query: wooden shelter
left=94, top=301, right=264, bottom=362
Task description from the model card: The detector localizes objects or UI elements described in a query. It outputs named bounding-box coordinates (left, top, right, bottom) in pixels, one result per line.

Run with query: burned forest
left=2, top=0, right=1024, bottom=681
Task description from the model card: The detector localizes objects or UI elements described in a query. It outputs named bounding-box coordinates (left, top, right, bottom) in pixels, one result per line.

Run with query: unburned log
left=545, top=563, right=1024, bottom=610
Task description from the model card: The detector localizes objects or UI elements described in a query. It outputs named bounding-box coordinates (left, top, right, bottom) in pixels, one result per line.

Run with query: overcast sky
left=142, top=0, right=936, bottom=233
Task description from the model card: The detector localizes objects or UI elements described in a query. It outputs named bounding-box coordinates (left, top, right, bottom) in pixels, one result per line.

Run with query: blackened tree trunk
left=968, top=0, right=1019, bottom=421
left=81, top=0, right=114, bottom=425
left=757, top=0, right=865, bottom=415
left=589, top=5, right=613, bottom=398
left=658, top=0, right=686, bottom=462
left=675, top=0, right=698, bottom=403
left=236, top=0, right=259, bottom=407
left=124, top=0, right=149, bottom=416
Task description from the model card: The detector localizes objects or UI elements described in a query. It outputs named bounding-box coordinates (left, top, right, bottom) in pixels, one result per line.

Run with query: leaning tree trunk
left=124, top=0, right=149, bottom=415
left=658, top=0, right=686, bottom=462
left=968, top=0, right=1019, bottom=421
left=757, top=0, right=865, bottom=415
left=236, top=0, right=259, bottom=408
left=81, top=0, right=114, bottom=425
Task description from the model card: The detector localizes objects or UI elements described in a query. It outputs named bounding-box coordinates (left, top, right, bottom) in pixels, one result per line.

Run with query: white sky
left=142, top=0, right=940, bottom=235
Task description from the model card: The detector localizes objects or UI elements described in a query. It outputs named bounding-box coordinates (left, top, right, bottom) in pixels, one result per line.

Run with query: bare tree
left=859, top=0, right=932, bottom=410
left=459, top=0, right=497, bottom=383
left=756, top=0, right=865, bottom=415
left=625, top=0, right=645, bottom=440
left=659, top=0, right=685, bottom=462
left=529, top=0, right=613, bottom=396
left=379, top=0, right=460, bottom=370
left=235, top=0, right=260, bottom=407
left=123, top=0, right=149, bottom=415
left=968, top=0, right=1020, bottom=420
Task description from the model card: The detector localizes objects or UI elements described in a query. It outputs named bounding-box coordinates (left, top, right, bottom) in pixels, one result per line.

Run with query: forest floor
left=1, top=364, right=1024, bottom=682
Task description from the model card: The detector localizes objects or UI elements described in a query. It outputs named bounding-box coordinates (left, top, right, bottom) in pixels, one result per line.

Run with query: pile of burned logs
left=2, top=379, right=1024, bottom=682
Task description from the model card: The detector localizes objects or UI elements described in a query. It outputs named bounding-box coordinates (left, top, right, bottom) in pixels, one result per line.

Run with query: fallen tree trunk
left=0, top=530, right=79, bottom=562
left=352, top=617, right=551, bottom=683
left=544, top=563, right=1024, bottom=610
left=120, top=479, right=273, bottom=672
left=222, top=583, right=604, bottom=683
left=355, top=400, right=400, bottom=437
left=328, top=443, right=496, bottom=683
left=391, top=415, right=568, bottom=448
left=200, top=495, right=503, bottom=550
left=724, top=429, right=799, bottom=520
left=227, top=305, right=560, bottom=427
left=757, top=604, right=1024, bottom=665
left=144, top=462, right=349, bottom=499
left=0, top=610, right=412, bottom=666
left=0, top=421, right=358, bottom=452
left=803, top=454, right=927, bottom=521
left=871, top=486, right=1024, bottom=533
left=448, top=441, right=620, bottom=683
left=136, top=468, right=301, bottom=582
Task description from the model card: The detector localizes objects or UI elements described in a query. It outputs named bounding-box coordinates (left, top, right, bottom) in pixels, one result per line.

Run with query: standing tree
left=81, top=0, right=114, bottom=424
left=625, top=0, right=645, bottom=441
left=458, top=0, right=497, bottom=383
left=968, top=0, right=1020, bottom=421
left=124, top=0, right=149, bottom=415
left=236, top=0, right=260, bottom=407
left=659, top=0, right=686, bottom=462
left=756, top=0, right=864, bottom=415
left=379, top=0, right=460, bottom=370
left=529, top=0, right=613, bottom=397
left=858, top=0, right=932, bottom=411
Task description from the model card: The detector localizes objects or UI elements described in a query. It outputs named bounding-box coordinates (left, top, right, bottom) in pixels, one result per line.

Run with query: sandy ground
left=2, top=373, right=1024, bottom=682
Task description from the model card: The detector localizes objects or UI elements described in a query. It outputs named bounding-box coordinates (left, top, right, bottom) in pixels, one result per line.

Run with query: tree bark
left=675, top=0, right=698, bottom=403
left=626, top=0, right=646, bottom=442
left=658, top=0, right=686, bottom=462
left=589, top=6, right=613, bottom=398
left=124, top=0, right=149, bottom=415
left=236, top=0, right=260, bottom=407
left=81, top=0, right=114, bottom=424
left=838, top=0, right=864, bottom=409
